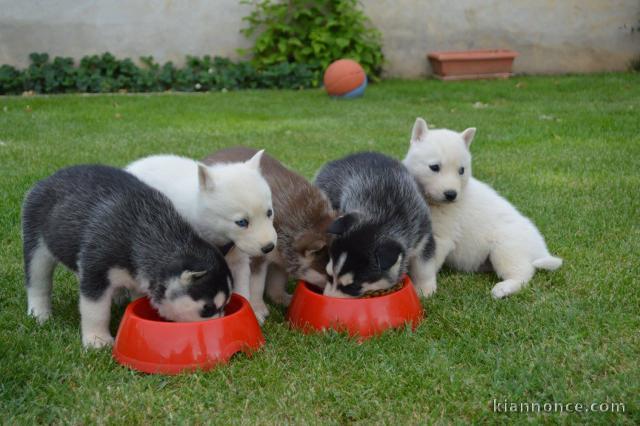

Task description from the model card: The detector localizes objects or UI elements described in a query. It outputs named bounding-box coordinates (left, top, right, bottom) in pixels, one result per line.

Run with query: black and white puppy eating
left=315, top=152, right=438, bottom=298
left=22, top=165, right=233, bottom=348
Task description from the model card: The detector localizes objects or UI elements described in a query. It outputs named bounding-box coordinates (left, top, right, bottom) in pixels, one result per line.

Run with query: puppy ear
left=411, top=118, right=429, bottom=144
left=327, top=213, right=360, bottom=235
left=197, top=163, right=215, bottom=191
left=245, top=149, right=264, bottom=171
left=180, top=270, right=208, bottom=286
left=375, top=241, right=403, bottom=271
left=461, top=127, right=476, bottom=148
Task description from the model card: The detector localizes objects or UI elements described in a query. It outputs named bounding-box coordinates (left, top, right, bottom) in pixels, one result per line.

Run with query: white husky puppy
left=403, top=118, right=562, bottom=298
left=126, top=151, right=277, bottom=315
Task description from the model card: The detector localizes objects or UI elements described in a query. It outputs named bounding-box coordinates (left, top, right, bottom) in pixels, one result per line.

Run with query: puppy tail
left=532, top=256, right=563, bottom=271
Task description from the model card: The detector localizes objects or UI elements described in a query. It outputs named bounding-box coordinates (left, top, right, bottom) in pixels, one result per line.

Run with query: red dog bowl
left=113, top=294, right=264, bottom=374
left=287, top=275, right=423, bottom=339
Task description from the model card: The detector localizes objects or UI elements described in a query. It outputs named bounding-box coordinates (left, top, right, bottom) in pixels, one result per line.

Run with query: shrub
left=240, top=0, right=384, bottom=83
left=0, top=65, right=23, bottom=94
left=0, top=52, right=316, bottom=95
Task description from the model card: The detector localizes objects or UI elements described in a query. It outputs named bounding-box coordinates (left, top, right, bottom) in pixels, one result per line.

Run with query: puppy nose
left=261, top=243, right=275, bottom=254
left=444, top=190, right=457, bottom=201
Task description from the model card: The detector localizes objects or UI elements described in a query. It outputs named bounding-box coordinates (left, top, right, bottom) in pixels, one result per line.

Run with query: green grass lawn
left=1, top=74, right=639, bottom=424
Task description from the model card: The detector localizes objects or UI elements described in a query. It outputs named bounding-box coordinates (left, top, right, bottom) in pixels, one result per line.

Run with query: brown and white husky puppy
left=203, top=147, right=337, bottom=320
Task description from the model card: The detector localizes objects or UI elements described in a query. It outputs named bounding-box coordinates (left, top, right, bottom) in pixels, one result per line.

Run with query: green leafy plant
left=0, top=65, right=23, bottom=94
left=240, top=0, right=384, bottom=83
left=0, top=52, right=316, bottom=95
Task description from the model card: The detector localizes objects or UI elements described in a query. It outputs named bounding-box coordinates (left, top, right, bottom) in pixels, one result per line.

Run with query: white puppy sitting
left=403, top=118, right=562, bottom=299
left=126, top=151, right=277, bottom=321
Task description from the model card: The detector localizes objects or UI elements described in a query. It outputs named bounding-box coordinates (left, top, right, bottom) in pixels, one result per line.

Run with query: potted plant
left=427, top=49, right=518, bottom=80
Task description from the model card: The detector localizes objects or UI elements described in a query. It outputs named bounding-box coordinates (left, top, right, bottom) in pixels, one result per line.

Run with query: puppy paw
left=28, top=308, right=51, bottom=324
left=415, top=281, right=437, bottom=298
left=250, top=300, right=270, bottom=324
left=491, top=280, right=522, bottom=299
left=270, top=292, right=292, bottom=307
left=254, top=311, right=267, bottom=325
left=27, top=296, right=52, bottom=323
left=82, top=333, right=114, bottom=349
left=280, top=292, right=293, bottom=307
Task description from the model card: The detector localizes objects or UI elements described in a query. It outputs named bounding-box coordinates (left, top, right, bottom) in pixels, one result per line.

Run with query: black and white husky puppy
left=22, top=165, right=233, bottom=348
left=315, top=152, right=437, bottom=298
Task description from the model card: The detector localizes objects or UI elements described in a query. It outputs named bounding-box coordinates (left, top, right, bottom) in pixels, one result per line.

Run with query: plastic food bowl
left=113, top=294, right=264, bottom=374
left=287, top=275, right=423, bottom=339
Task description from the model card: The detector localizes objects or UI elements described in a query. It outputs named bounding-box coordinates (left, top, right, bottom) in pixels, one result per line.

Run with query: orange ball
left=323, top=59, right=367, bottom=98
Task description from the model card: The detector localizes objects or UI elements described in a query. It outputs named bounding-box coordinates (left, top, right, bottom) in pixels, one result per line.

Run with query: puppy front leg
left=249, top=258, right=269, bottom=324
left=226, top=249, right=251, bottom=300
left=410, top=234, right=452, bottom=297
left=265, top=264, right=292, bottom=306
left=25, top=239, right=57, bottom=323
left=79, top=282, right=114, bottom=349
left=410, top=259, right=437, bottom=298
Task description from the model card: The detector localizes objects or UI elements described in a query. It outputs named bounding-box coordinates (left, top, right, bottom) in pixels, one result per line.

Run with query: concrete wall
left=1, top=0, right=639, bottom=77
left=0, top=0, right=254, bottom=68
left=364, top=0, right=640, bottom=76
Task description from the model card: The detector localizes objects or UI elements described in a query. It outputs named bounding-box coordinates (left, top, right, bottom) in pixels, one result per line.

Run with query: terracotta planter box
left=427, top=49, right=518, bottom=80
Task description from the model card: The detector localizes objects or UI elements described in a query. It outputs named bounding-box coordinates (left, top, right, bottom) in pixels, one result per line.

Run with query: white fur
left=300, top=268, right=327, bottom=288
left=26, top=238, right=56, bottom=323
left=153, top=275, right=215, bottom=322
left=403, top=118, right=562, bottom=299
left=249, top=260, right=269, bottom=323
left=338, top=272, right=355, bottom=287
left=323, top=253, right=348, bottom=297
left=126, top=152, right=276, bottom=254
left=155, top=294, right=209, bottom=322
left=213, top=291, right=227, bottom=310
left=80, top=292, right=115, bottom=348
left=126, top=152, right=277, bottom=315
left=109, top=267, right=139, bottom=291
left=408, top=236, right=438, bottom=297
left=225, top=247, right=251, bottom=299
left=325, top=258, right=334, bottom=276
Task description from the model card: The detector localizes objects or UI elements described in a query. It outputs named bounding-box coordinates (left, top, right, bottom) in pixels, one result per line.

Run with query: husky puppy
left=315, top=152, right=437, bottom=298
left=203, top=147, right=337, bottom=318
left=126, top=152, right=277, bottom=307
left=403, top=118, right=563, bottom=298
left=22, top=165, right=233, bottom=348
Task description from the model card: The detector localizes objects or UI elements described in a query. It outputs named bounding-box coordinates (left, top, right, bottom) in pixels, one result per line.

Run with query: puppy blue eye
left=267, top=209, right=273, bottom=218
left=459, top=167, right=464, bottom=175
left=235, top=219, right=249, bottom=228
left=429, top=164, right=440, bottom=172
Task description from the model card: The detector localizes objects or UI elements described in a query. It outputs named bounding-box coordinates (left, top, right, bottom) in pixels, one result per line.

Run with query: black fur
left=22, top=165, right=232, bottom=318
left=422, top=233, right=436, bottom=261
left=315, top=152, right=434, bottom=296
